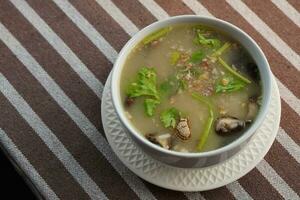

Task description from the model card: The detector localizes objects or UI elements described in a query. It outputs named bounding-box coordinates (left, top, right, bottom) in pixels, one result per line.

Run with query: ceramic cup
left=111, top=15, right=271, bottom=168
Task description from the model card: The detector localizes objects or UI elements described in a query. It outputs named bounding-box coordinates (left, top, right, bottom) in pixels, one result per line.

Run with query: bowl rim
left=111, top=15, right=272, bottom=158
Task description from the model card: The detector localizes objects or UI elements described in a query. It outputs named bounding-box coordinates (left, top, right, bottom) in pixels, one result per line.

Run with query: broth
left=120, top=24, right=261, bottom=153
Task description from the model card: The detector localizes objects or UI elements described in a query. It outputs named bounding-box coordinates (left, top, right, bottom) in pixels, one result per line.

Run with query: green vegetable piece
left=215, top=77, right=245, bottom=93
left=190, top=49, right=205, bottom=63
left=143, top=27, right=172, bottom=45
left=170, top=51, right=181, bottom=65
left=218, top=58, right=251, bottom=84
left=144, top=99, right=160, bottom=117
left=179, top=79, right=187, bottom=90
left=191, top=93, right=214, bottom=151
left=195, top=32, right=221, bottom=48
left=160, top=107, right=180, bottom=128
left=127, top=67, right=160, bottom=99
left=211, top=42, right=231, bottom=57
left=197, top=112, right=214, bottom=151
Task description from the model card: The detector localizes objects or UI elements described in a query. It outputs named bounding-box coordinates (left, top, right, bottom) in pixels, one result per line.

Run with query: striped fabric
left=0, top=0, right=299, bottom=199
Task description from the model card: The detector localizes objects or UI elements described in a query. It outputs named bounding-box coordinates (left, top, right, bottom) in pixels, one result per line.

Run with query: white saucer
left=101, top=74, right=280, bottom=191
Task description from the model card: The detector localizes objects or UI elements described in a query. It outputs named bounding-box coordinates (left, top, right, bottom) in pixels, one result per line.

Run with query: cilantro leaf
left=160, top=108, right=180, bottom=128
left=215, top=77, right=246, bottom=93
left=144, top=99, right=160, bottom=117
left=143, top=27, right=172, bottom=45
left=127, top=67, right=159, bottom=99
left=190, top=49, right=205, bottom=63
left=195, top=32, right=221, bottom=48
left=218, top=57, right=251, bottom=84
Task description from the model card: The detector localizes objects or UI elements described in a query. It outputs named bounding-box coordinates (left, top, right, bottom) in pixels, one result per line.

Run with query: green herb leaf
left=195, top=32, right=221, bottom=48
left=143, top=27, right=172, bottom=45
left=170, top=51, right=181, bottom=65
left=127, top=67, right=160, bottom=99
left=191, top=93, right=214, bottom=151
left=211, top=42, right=231, bottom=57
left=144, top=99, right=160, bottom=117
left=218, top=57, right=251, bottom=84
left=215, top=77, right=246, bottom=93
left=160, top=108, right=180, bottom=128
left=190, top=49, right=205, bottom=63
left=179, top=79, right=187, bottom=90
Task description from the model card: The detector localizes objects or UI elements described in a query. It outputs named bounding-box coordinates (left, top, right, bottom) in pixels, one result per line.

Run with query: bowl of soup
left=111, top=15, right=271, bottom=168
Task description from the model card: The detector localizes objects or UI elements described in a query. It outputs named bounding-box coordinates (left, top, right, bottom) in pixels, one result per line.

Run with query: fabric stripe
left=155, top=0, right=193, bottom=15
left=69, top=0, right=130, bottom=52
left=46, top=1, right=157, bottom=199
left=244, top=0, right=300, bottom=54
left=256, top=159, right=299, bottom=199
left=0, top=14, right=155, bottom=200
left=137, top=0, right=169, bottom=20
left=238, top=168, right=283, bottom=200
left=0, top=0, right=105, bottom=136
left=9, top=0, right=104, bottom=99
left=287, top=0, right=300, bottom=11
left=201, top=187, right=235, bottom=200
left=50, top=0, right=118, bottom=63
left=0, top=128, right=59, bottom=200
left=276, top=127, right=300, bottom=163
left=181, top=0, right=211, bottom=16
left=264, top=140, right=300, bottom=193
left=25, top=0, right=112, bottom=84
left=142, top=181, right=189, bottom=200
left=0, top=23, right=139, bottom=200
left=184, top=192, right=206, bottom=200
left=94, top=0, right=138, bottom=36
left=226, top=182, right=253, bottom=200
left=0, top=94, right=91, bottom=200
left=226, top=0, right=300, bottom=71
left=276, top=79, right=300, bottom=116
left=111, top=0, right=156, bottom=29
left=281, top=101, right=300, bottom=145
left=272, top=0, right=300, bottom=27
left=0, top=72, right=107, bottom=200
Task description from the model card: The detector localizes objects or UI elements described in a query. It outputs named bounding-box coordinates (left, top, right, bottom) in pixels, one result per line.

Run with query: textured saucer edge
left=101, top=74, right=280, bottom=192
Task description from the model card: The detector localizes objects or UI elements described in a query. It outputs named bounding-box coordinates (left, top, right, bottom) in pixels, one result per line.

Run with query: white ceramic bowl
left=111, top=15, right=272, bottom=168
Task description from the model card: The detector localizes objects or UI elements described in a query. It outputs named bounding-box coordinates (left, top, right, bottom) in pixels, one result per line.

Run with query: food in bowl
left=120, top=24, right=261, bottom=153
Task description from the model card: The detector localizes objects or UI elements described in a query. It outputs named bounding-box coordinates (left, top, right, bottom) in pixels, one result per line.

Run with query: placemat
left=0, top=0, right=299, bottom=199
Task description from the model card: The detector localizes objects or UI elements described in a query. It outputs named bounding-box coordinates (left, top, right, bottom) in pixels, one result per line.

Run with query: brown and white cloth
left=0, top=0, right=299, bottom=199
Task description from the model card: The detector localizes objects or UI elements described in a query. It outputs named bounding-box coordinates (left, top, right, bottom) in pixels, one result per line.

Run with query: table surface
left=0, top=0, right=299, bottom=199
